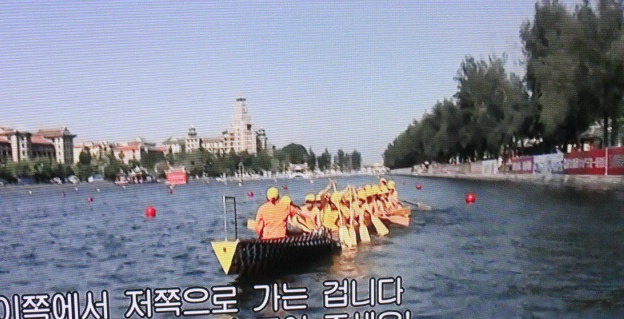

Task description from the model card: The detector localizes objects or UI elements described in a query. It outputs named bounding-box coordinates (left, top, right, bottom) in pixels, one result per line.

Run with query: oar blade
left=371, top=215, right=389, bottom=236
left=388, top=215, right=410, bottom=227
left=247, top=219, right=256, bottom=230
left=339, top=226, right=353, bottom=247
left=359, top=223, right=371, bottom=243
left=349, top=226, right=358, bottom=246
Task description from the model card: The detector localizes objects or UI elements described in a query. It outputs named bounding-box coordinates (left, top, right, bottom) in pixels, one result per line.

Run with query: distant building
left=172, top=97, right=271, bottom=156
left=185, top=127, right=201, bottom=153
left=0, top=136, right=10, bottom=163
left=222, top=97, right=271, bottom=155
left=113, top=138, right=162, bottom=165
left=35, top=128, right=76, bottom=164
left=201, top=137, right=225, bottom=155
left=0, top=126, right=76, bottom=164
left=73, top=138, right=164, bottom=166
left=73, top=141, right=114, bottom=164
left=256, top=128, right=271, bottom=155
left=161, top=137, right=185, bottom=155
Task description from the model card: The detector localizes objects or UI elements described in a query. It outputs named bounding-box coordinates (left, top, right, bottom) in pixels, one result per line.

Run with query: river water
left=1, top=176, right=624, bottom=318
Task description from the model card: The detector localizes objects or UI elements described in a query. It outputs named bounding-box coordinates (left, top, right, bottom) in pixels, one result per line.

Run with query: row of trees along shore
left=0, top=143, right=362, bottom=183
left=166, top=143, right=362, bottom=178
left=384, top=0, right=624, bottom=169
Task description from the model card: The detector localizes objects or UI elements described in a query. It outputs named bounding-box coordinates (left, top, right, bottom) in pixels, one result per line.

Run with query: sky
left=0, top=1, right=580, bottom=164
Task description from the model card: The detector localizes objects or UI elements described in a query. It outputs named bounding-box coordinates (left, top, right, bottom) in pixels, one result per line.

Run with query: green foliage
left=78, top=148, right=92, bottom=166
left=317, top=148, right=332, bottom=171
left=385, top=56, right=532, bottom=167
left=141, top=151, right=165, bottom=171
left=280, top=143, right=309, bottom=164
left=522, top=0, right=624, bottom=146
left=252, top=151, right=273, bottom=173
left=385, top=0, right=624, bottom=168
left=351, top=150, right=362, bottom=171
left=307, top=148, right=317, bottom=171
left=103, top=159, right=129, bottom=180
left=7, top=161, right=33, bottom=178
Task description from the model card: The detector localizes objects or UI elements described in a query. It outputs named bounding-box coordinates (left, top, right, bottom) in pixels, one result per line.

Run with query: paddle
left=390, top=206, right=412, bottom=217
left=348, top=186, right=358, bottom=245
left=401, top=199, right=432, bottom=211
left=381, top=214, right=410, bottom=227
left=368, top=199, right=389, bottom=236
left=333, top=182, right=354, bottom=247
left=247, top=218, right=256, bottom=230
left=354, top=187, right=371, bottom=244
left=375, top=196, right=410, bottom=227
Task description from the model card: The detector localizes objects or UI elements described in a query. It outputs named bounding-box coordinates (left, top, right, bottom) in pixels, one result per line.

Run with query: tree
left=307, top=148, right=317, bottom=171
left=141, top=151, right=165, bottom=171
left=7, top=161, right=32, bottom=178
left=281, top=143, right=309, bottom=164
left=78, top=148, right=92, bottom=166
left=32, top=159, right=53, bottom=183
left=384, top=55, right=531, bottom=168
left=318, top=149, right=332, bottom=171
left=521, top=0, right=624, bottom=147
left=351, top=150, right=362, bottom=171
left=337, top=149, right=346, bottom=171
left=251, top=151, right=273, bottom=173
left=104, top=159, right=129, bottom=181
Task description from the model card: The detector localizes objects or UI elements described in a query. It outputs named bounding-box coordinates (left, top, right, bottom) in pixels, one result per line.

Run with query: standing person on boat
left=254, top=187, right=289, bottom=240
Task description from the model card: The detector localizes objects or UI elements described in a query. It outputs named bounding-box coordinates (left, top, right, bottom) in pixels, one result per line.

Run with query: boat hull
left=211, top=232, right=341, bottom=275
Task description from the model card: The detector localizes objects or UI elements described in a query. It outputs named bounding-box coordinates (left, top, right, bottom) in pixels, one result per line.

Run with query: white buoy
left=28, top=190, right=32, bottom=195
left=74, top=187, right=78, bottom=191
left=238, top=182, right=242, bottom=187
left=96, top=188, right=100, bottom=193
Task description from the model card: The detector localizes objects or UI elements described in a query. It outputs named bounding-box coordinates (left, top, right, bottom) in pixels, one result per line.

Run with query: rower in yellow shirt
left=387, top=180, right=400, bottom=208
left=299, top=193, right=320, bottom=230
left=320, top=191, right=341, bottom=232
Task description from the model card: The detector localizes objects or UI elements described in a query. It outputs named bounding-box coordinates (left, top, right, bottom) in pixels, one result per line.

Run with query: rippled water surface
left=2, top=176, right=624, bottom=318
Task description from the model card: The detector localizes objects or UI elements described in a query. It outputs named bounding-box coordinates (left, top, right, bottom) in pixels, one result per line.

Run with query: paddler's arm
left=254, top=208, right=264, bottom=237
left=319, top=179, right=334, bottom=195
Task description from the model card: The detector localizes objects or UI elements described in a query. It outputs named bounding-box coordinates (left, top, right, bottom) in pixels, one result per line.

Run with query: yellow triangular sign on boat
left=211, top=240, right=239, bottom=274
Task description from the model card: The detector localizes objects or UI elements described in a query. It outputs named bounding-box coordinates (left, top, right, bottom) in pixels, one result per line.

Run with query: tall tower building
left=223, top=97, right=258, bottom=155
left=185, top=126, right=200, bottom=152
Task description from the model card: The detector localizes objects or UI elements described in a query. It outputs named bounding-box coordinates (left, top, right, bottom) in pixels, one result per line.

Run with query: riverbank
left=389, top=168, right=624, bottom=191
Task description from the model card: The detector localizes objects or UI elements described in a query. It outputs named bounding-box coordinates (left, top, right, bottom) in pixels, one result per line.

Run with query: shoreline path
left=390, top=169, right=624, bottom=191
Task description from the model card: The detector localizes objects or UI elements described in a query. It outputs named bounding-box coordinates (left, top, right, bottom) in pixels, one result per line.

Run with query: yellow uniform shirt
left=320, top=206, right=340, bottom=231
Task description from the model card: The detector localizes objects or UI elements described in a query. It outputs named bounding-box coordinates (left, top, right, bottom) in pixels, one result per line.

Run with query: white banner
left=481, top=159, right=499, bottom=175
left=533, top=153, right=564, bottom=174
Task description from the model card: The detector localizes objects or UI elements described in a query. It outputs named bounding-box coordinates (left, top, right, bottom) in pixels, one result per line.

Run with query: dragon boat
left=211, top=196, right=341, bottom=276
left=211, top=232, right=341, bottom=275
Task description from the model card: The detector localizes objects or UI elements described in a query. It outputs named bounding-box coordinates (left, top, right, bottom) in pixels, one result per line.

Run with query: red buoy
left=87, top=197, right=94, bottom=203
left=282, top=185, right=288, bottom=190
left=145, top=206, right=156, bottom=218
left=465, top=192, right=476, bottom=204
left=416, top=184, right=422, bottom=190
left=247, top=191, right=254, bottom=197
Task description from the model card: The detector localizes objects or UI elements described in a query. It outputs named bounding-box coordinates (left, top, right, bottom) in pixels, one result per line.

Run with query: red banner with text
left=608, top=147, right=624, bottom=175
left=564, top=149, right=606, bottom=175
